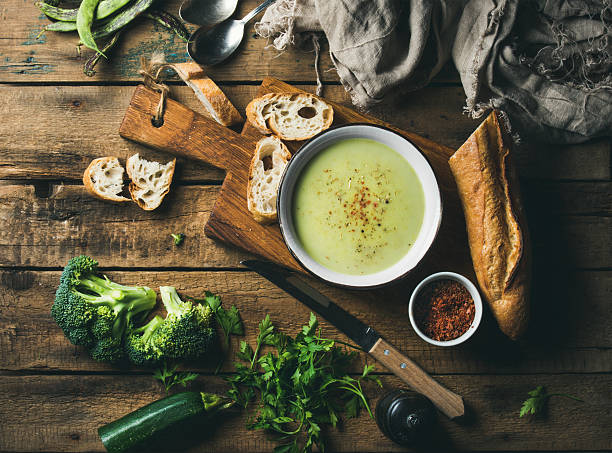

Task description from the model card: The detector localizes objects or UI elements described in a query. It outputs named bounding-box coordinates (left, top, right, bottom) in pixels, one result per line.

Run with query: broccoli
left=124, top=286, right=215, bottom=365
left=51, top=255, right=157, bottom=363
left=125, top=315, right=165, bottom=366
left=155, top=286, right=215, bottom=361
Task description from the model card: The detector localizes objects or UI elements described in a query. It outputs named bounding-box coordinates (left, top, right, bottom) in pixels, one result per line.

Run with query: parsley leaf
left=153, top=361, right=199, bottom=393
left=193, top=291, right=244, bottom=373
left=519, top=385, right=583, bottom=417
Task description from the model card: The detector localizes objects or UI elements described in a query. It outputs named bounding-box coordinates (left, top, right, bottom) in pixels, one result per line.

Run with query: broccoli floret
left=154, top=286, right=215, bottom=361
left=125, top=315, right=165, bottom=366
left=51, top=255, right=157, bottom=363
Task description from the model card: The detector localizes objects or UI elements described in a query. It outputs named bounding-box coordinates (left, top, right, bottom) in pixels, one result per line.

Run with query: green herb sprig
left=171, top=233, right=185, bottom=246
left=153, top=361, right=199, bottom=393
left=227, top=313, right=381, bottom=453
left=520, top=385, right=583, bottom=417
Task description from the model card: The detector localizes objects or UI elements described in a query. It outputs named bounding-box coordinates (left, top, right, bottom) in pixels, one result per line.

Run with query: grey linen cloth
left=256, top=0, right=612, bottom=144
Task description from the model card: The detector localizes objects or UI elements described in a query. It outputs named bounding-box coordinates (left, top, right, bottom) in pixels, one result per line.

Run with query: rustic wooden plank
left=0, top=0, right=462, bottom=84
left=0, top=184, right=609, bottom=269
left=1, top=270, right=610, bottom=373
left=0, top=374, right=609, bottom=452
left=1, top=85, right=609, bottom=182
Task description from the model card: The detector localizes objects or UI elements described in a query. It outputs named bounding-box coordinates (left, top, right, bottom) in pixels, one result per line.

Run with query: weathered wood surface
left=1, top=85, right=609, bottom=182
left=1, top=374, right=610, bottom=452
left=2, top=2, right=611, bottom=449
left=1, top=270, right=610, bottom=373
left=0, top=184, right=609, bottom=269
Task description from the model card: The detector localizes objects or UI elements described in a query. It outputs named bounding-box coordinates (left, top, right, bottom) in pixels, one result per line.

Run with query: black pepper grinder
left=376, top=389, right=437, bottom=447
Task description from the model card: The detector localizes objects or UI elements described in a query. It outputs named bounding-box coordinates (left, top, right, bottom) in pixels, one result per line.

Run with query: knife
left=242, top=259, right=465, bottom=419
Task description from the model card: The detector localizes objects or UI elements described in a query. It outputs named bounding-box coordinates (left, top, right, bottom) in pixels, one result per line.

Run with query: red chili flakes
left=413, top=279, right=475, bottom=341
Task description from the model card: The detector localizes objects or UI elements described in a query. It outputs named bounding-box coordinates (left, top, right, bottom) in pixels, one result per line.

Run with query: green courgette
left=98, top=391, right=234, bottom=453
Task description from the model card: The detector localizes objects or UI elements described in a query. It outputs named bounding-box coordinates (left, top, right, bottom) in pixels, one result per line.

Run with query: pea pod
left=36, top=0, right=132, bottom=23
left=90, top=0, right=156, bottom=40
left=84, top=31, right=122, bottom=77
left=144, top=10, right=190, bottom=42
left=43, top=20, right=78, bottom=32
left=77, top=0, right=105, bottom=55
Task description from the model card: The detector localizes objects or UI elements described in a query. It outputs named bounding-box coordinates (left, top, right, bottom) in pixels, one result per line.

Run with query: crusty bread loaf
left=83, top=157, right=130, bottom=202
left=246, top=93, right=333, bottom=140
left=449, top=111, right=531, bottom=340
left=126, top=154, right=176, bottom=211
left=171, top=62, right=243, bottom=127
left=247, top=136, right=291, bottom=224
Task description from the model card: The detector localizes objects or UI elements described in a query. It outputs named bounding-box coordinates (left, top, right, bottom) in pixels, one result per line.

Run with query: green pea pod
left=91, top=0, right=156, bottom=40
left=36, top=0, right=132, bottom=23
left=144, top=10, right=190, bottom=42
left=84, top=31, right=122, bottom=77
left=43, top=0, right=156, bottom=42
left=44, top=20, right=78, bottom=32
left=77, top=0, right=105, bottom=55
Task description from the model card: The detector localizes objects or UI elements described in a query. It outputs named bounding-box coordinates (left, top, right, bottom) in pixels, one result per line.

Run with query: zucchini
left=98, top=391, right=234, bottom=453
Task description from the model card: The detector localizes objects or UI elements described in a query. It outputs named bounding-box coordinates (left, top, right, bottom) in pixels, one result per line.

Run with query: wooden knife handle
left=119, top=86, right=258, bottom=171
left=369, top=338, right=464, bottom=419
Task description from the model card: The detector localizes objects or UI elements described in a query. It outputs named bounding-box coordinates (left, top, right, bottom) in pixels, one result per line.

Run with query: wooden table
left=1, top=1, right=611, bottom=452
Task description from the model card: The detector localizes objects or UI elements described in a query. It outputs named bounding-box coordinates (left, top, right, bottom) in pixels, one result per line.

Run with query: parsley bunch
left=227, top=313, right=381, bottom=453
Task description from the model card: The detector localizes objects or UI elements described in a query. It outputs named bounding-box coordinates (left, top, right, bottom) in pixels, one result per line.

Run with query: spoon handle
left=241, top=0, right=276, bottom=24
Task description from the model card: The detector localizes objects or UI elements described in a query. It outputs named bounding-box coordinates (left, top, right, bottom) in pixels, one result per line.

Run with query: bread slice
left=247, top=136, right=291, bottom=224
left=126, top=154, right=176, bottom=211
left=246, top=93, right=334, bottom=140
left=82, top=157, right=130, bottom=202
left=171, top=62, right=243, bottom=127
left=449, top=111, right=531, bottom=340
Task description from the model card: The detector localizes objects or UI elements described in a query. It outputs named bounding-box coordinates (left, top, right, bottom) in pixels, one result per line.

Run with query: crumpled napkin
left=256, top=0, right=612, bottom=144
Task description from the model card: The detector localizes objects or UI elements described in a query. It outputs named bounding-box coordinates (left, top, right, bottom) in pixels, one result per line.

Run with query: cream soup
left=292, top=138, right=425, bottom=275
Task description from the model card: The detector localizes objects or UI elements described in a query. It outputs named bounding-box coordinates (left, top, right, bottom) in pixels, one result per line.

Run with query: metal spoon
left=187, top=0, right=276, bottom=66
left=179, top=0, right=238, bottom=27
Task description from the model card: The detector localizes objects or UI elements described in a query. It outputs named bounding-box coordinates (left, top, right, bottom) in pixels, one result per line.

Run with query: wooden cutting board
left=120, top=77, right=473, bottom=278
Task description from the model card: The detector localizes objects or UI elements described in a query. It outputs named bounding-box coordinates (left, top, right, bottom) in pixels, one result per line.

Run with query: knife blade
left=242, top=259, right=465, bottom=419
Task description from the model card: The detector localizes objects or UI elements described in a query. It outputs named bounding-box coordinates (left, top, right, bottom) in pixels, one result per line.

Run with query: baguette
left=172, top=62, right=243, bottom=127
left=247, top=136, right=291, bottom=224
left=82, top=157, right=130, bottom=202
left=246, top=93, right=333, bottom=140
left=449, top=111, right=531, bottom=340
left=126, top=154, right=176, bottom=211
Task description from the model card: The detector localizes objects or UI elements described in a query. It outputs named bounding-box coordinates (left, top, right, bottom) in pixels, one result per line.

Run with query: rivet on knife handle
left=369, top=338, right=465, bottom=419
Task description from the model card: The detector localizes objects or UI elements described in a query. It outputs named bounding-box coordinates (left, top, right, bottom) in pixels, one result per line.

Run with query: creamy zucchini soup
left=292, top=138, right=425, bottom=275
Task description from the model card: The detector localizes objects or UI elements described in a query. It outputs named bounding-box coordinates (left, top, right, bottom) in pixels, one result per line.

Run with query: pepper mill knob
left=375, top=389, right=437, bottom=446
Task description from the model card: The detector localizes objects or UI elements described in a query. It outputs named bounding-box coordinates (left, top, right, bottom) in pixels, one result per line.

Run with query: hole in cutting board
left=151, top=116, right=164, bottom=128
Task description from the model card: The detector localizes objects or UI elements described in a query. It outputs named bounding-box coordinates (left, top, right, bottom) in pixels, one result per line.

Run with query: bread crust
left=449, top=111, right=531, bottom=340
left=172, top=62, right=243, bottom=127
left=247, top=136, right=291, bottom=224
left=82, top=156, right=130, bottom=202
left=126, top=155, right=176, bottom=211
left=246, top=93, right=277, bottom=135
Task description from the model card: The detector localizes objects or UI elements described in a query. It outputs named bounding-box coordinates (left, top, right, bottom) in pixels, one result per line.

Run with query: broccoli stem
left=159, top=286, right=185, bottom=315
left=135, top=315, right=164, bottom=342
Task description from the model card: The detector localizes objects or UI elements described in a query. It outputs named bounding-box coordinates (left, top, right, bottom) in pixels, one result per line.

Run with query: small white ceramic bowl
left=277, top=123, right=442, bottom=289
left=408, top=272, right=483, bottom=346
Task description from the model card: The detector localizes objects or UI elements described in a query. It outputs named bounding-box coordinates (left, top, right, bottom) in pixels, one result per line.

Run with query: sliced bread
left=246, top=93, right=333, bottom=140
left=172, top=62, right=243, bottom=127
left=83, top=157, right=130, bottom=202
left=126, top=154, right=176, bottom=211
left=247, top=136, right=291, bottom=224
